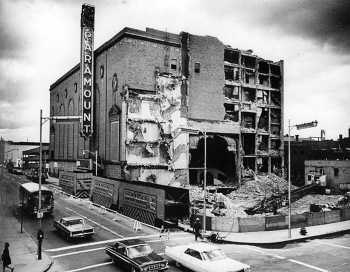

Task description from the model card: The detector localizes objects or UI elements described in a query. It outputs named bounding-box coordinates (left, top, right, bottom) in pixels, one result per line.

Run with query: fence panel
left=324, top=210, right=341, bottom=224
left=307, top=211, right=325, bottom=226
left=265, top=215, right=287, bottom=231
left=239, top=216, right=266, bottom=232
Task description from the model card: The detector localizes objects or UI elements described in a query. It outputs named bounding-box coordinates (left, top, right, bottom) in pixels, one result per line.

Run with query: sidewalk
left=221, top=220, right=350, bottom=245
left=0, top=205, right=52, bottom=272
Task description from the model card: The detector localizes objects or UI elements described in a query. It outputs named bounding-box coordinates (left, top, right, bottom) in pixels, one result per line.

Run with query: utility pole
left=288, top=120, right=317, bottom=239
left=288, top=119, right=291, bottom=238
left=39, top=109, right=43, bottom=228
left=95, top=149, right=98, bottom=176
left=203, top=130, right=207, bottom=234
left=37, top=109, right=81, bottom=259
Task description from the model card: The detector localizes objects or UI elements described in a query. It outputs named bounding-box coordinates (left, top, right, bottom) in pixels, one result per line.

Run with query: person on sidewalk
left=1, top=242, right=14, bottom=272
left=193, top=218, right=202, bottom=241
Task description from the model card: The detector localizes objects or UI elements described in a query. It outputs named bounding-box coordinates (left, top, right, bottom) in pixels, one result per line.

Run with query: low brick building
left=305, top=160, right=350, bottom=191
left=49, top=27, right=284, bottom=186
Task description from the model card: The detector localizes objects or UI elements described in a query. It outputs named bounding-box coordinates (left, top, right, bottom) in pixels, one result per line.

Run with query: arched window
left=67, top=100, right=74, bottom=159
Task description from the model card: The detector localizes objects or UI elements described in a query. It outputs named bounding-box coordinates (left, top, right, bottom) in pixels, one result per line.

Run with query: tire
left=175, top=261, right=182, bottom=268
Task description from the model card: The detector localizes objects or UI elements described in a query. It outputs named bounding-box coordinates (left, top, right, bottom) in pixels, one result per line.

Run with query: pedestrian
left=1, top=242, right=14, bottom=272
left=193, top=218, right=202, bottom=241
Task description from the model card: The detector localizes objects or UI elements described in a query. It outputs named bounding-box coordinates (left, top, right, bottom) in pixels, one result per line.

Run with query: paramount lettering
left=83, top=101, right=91, bottom=110
left=80, top=5, right=94, bottom=137
left=83, top=113, right=91, bottom=122
left=83, top=78, right=92, bottom=86
left=84, top=65, right=92, bottom=75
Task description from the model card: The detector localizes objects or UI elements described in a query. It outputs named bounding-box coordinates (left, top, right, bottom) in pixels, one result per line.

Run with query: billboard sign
left=80, top=4, right=95, bottom=137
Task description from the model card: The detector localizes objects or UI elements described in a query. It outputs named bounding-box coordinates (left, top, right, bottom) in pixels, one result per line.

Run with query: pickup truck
left=54, top=216, right=95, bottom=240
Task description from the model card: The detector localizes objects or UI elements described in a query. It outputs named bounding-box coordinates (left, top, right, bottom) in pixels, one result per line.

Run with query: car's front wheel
left=175, top=261, right=182, bottom=268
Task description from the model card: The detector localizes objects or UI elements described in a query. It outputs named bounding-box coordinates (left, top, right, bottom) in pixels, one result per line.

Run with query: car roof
left=62, top=216, right=84, bottom=221
left=118, top=239, right=146, bottom=247
left=21, top=182, right=51, bottom=193
left=184, top=242, right=218, bottom=252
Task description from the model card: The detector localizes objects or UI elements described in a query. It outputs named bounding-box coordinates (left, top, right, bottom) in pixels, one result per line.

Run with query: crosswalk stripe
left=63, top=261, right=113, bottom=272
left=288, top=259, right=329, bottom=272
left=315, top=240, right=350, bottom=250
left=51, top=247, right=105, bottom=258
left=46, top=232, right=191, bottom=253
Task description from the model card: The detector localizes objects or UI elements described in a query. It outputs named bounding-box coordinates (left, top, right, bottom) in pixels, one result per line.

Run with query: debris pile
left=227, top=174, right=296, bottom=209
left=189, top=174, right=297, bottom=217
left=278, top=194, right=344, bottom=215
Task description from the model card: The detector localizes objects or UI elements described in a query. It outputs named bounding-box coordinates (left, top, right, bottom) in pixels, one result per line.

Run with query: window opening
left=194, top=62, right=200, bottom=73
left=334, top=168, right=339, bottom=177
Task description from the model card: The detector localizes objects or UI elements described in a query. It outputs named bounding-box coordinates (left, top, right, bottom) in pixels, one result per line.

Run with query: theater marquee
left=80, top=4, right=95, bottom=137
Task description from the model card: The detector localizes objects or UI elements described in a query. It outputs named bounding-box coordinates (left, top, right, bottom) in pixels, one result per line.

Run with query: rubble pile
left=227, top=174, right=296, bottom=209
left=189, top=174, right=297, bottom=217
left=278, top=194, right=343, bottom=215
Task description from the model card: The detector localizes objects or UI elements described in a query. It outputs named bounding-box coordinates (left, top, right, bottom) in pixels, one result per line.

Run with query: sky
left=0, top=0, right=349, bottom=142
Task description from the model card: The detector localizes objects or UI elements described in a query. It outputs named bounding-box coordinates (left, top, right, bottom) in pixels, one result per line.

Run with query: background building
left=49, top=27, right=284, bottom=186
left=305, top=160, right=350, bottom=191
left=22, top=145, right=50, bottom=169
left=0, top=138, right=49, bottom=168
left=284, top=131, right=350, bottom=186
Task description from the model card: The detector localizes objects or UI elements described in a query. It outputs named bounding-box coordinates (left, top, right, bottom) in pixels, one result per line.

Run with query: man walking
left=193, top=218, right=202, bottom=241
left=1, top=242, right=14, bottom=272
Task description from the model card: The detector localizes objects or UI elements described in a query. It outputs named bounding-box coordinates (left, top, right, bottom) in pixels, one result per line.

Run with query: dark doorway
left=189, top=135, right=237, bottom=185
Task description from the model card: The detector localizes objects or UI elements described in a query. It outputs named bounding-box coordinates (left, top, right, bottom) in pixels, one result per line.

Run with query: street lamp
left=287, top=119, right=317, bottom=238
left=82, top=149, right=98, bottom=176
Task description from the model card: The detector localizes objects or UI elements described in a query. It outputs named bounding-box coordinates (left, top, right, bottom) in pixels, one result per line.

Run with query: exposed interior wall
left=125, top=74, right=188, bottom=184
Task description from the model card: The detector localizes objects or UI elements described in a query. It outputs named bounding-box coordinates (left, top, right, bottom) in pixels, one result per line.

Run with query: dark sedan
left=105, top=238, right=168, bottom=272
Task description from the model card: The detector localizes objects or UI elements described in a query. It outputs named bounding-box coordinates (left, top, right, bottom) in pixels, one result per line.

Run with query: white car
left=54, top=216, right=94, bottom=240
left=165, top=242, right=251, bottom=272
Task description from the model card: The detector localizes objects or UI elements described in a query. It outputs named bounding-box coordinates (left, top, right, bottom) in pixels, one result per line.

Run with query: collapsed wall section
left=125, top=74, right=188, bottom=185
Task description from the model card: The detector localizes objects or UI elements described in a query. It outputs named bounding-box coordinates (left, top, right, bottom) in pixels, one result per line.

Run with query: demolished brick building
left=49, top=27, right=284, bottom=186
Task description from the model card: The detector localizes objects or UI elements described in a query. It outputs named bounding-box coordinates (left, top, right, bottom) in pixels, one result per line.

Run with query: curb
left=221, top=228, right=350, bottom=246
left=43, top=258, right=54, bottom=272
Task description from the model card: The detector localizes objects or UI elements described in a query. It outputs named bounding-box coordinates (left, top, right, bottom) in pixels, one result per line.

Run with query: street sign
left=296, top=120, right=318, bottom=130
left=37, top=211, right=43, bottom=219
left=77, top=159, right=92, bottom=170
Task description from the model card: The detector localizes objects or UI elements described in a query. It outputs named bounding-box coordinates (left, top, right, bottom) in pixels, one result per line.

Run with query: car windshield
left=127, top=244, right=152, bottom=258
left=202, top=249, right=226, bottom=261
left=64, top=219, right=83, bottom=226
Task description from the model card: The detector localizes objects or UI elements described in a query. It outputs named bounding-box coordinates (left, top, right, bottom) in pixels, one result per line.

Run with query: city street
left=1, top=170, right=349, bottom=272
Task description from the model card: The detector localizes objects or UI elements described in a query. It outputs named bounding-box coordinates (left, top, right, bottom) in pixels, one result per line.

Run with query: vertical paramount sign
left=80, top=4, right=95, bottom=137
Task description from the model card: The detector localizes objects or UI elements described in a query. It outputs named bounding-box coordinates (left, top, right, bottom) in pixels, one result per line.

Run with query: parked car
left=165, top=242, right=251, bottom=272
left=105, top=238, right=168, bottom=272
left=12, top=167, right=24, bottom=175
left=25, top=168, right=48, bottom=183
left=54, top=216, right=94, bottom=240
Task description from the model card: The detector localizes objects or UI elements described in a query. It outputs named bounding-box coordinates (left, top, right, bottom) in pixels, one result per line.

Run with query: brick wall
left=187, top=34, right=225, bottom=121
left=50, top=69, right=85, bottom=161
left=96, top=37, right=181, bottom=163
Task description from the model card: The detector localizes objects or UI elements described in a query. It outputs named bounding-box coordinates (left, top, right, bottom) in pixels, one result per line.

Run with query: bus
left=19, top=182, right=54, bottom=216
